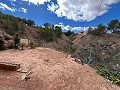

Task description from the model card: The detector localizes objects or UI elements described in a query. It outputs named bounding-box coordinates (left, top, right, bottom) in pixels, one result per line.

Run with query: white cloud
left=0, top=2, right=27, bottom=13
left=47, top=2, right=59, bottom=12
left=0, top=2, right=16, bottom=12
left=10, top=0, right=16, bottom=1
left=54, top=23, right=90, bottom=32
left=19, top=7, right=27, bottom=13
left=10, top=0, right=17, bottom=6
left=21, top=0, right=51, bottom=5
left=47, top=0, right=120, bottom=22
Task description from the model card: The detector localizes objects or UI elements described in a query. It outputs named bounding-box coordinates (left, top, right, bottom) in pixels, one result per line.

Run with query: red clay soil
left=0, top=48, right=120, bottom=90
left=25, top=26, right=40, bottom=39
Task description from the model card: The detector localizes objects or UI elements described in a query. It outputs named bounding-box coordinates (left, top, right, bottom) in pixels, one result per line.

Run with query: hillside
left=72, top=33, right=120, bottom=68
left=0, top=12, right=71, bottom=50
left=0, top=47, right=120, bottom=90
left=68, top=32, right=120, bottom=85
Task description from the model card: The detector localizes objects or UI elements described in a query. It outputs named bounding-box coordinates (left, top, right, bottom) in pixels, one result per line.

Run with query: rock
left=0, top=30, right=13, bottom=50
left=21, top=73, right=27, bottom=80
left=25, top=76, right=30, bottom=81
left=4, top=33, right=13, bottom=40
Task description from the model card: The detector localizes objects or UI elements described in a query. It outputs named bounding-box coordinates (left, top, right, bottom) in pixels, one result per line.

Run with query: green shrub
left=29, top=40, right=36, bottom=49
left=63, top=45, right=77, bottom=53
left=40, top=27, right=55, bottom=42
left=70, top=45, right=77, bottom=52
left=14, top=34, right=20, bottom=49
left=97, top=68, right=120, bottom=86
left=88, top=24, right=106, bottom=36
left=55, top=26, right=62, bottom=38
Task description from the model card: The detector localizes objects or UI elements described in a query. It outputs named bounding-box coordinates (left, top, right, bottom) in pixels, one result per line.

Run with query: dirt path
left=0, top=48, right=119, bottom=90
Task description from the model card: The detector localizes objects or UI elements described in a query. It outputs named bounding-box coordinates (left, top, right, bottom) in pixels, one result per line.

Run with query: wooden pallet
left=0, top=62, right=20, bottom=71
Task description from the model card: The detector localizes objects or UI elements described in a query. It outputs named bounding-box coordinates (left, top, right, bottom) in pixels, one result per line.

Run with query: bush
left=14, top=34, right=20, bottom=49
left=63, top=30, right=75, bottom=37
left=55, top=26, right=62, bottom=38
left=29, top=40, right=36, bottom=49
left=63, top=45, right=77, bottom=53
left=88, top=24, right=106, bottom=36
left=40, top=27, right=55, bottom=42
left=97, top=68, right=120, bottom=86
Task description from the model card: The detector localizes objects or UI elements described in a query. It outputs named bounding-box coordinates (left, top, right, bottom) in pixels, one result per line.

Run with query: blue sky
left=0, top=0, right=120, bottom=32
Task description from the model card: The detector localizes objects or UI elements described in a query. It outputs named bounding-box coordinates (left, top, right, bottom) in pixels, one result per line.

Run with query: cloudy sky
left=0, top=0, right=120, bottom=32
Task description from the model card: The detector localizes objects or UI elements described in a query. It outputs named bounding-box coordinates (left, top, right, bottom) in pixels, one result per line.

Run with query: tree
left=97, top=24, right=106, bottom=34
left=27, top=19, right=35, bottom=26
left=87, top=24, right=106, bottom=35
left=14, top=34, right=20, bottom=49
left=2, top=19, right=7, bottom=28
left=18, top=21, right=25, bottom=34
left=23, top=18, right=27, bottom=24
left=43, top=23, right=51, bottom=28
left=108, top=19, right=120, bottom=33
left=87, top=27, right=94, bottom=34
left=115, top=21, right=120, bottom=33
left=40, top=26, right=55, bottom=42
left=64, top=30, right=75, bottom=36
left=7, top=19, right=14, bottom=35
left=55, top=26, right=62, bottom=38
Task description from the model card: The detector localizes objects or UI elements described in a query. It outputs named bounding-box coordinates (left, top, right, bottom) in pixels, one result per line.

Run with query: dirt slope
left=24, top=26, right=70, bottom=50
left=25, top=26, right=40, bottom=40
left=0, top=48, right=119, bottom=90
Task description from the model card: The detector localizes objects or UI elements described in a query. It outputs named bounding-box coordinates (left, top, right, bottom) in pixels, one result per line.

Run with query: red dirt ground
left=0, top=48, right=120, bottom=90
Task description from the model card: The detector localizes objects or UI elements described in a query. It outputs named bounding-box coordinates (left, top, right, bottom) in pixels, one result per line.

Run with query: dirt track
left=0, top=48, right=119, bottom=90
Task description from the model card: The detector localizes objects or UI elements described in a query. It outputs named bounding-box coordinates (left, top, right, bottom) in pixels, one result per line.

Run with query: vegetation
left=88, top=24, right=106, bottom=35
left=108, top=19, right=120, bottom=33
left=39, top=23, right=62, bottom=42
left=63, top=45, right=77, bottom=54
left=14, top=33, right=20, bottom=49
left=88, top=19, right=120, bottom=35
left=69, top=35, right=120, bottom=86
left=40, top=26, right=55, bottom=42
left=29, top=39, right=37, bottom=49
left=63, top=30, right=75, bottom=37
left=97, top=68, right=120, bottom=86
left=55, top=26, right=62, bottom=38
left=0, top=12, right=35, bottom=35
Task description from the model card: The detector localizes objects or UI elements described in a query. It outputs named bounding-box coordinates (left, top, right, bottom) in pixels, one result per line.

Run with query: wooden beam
left=0, top=62, right=20, bottom=71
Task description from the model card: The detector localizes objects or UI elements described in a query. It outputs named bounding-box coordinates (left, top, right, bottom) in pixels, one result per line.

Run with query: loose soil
left=0, top=48, right=119, bottom=90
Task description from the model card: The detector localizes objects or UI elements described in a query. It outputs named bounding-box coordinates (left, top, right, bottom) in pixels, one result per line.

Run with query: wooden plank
left=0, top=62, right=20, bottom=71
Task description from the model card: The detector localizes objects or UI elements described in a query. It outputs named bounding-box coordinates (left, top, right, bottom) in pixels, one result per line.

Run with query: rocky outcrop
left=0, top=30, right=13, bottom=50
